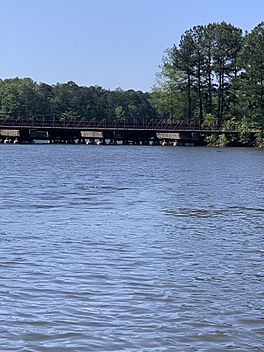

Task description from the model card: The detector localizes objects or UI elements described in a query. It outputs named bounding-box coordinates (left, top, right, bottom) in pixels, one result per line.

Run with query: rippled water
left=0, top=145, right=264, bottom=351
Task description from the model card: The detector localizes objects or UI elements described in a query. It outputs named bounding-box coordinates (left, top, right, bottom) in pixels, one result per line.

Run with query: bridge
left=0, top=115, right=242, bottom=145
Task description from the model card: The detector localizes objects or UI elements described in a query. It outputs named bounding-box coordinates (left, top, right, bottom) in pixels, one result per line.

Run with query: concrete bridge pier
left=0, top=129, right=31, bottom=144
left=156, top=132, right=203, bottom=146
left=81, top=131, right=105, bottom=145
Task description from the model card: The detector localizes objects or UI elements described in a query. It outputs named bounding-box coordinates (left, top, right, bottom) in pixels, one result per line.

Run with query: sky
left=0, top=0, right=263, bottom=91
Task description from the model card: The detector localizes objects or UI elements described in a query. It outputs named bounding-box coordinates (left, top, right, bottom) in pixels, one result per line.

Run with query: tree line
left=0, top=79, right=156, bottom=120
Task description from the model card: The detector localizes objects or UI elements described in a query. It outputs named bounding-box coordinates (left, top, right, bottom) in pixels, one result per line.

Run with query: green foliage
left=0, top=79, right=156, bottom=119
left=204, top=131, right=241, bottom=146
left=202, top=113, right=215, bottom=129
left=238, top=116, right=252, bottom=145
left=150, top=79, right=185, bottom=122
left=115, top=105, right=125, bottom=119
left=217, top=134, right=229, bottom=146
left=0, top=77, right=38, bottom=116
left=222, top=117, right=238, bottom=131
left=204, top=134, right=219, bottom=146
left=238, top=22, right=264, bottom=126
left=239, top=131, right=252, bottom=145
left=205, top=133, right=231, bottom=147
left=255, top=131, right=264, bottom=147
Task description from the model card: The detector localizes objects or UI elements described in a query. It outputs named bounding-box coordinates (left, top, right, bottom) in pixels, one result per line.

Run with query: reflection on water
left=0, top=145, right=264, bottom=351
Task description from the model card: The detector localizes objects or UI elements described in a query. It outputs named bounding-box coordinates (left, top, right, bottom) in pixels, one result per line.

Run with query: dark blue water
left=0, top=145, right=264, bottom=351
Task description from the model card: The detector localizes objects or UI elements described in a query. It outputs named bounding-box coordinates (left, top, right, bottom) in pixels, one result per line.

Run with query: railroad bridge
left=0, top=115, right=242, bottom=145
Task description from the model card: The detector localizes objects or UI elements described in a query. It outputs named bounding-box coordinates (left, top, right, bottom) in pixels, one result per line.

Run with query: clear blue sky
left=0, top=0, right=263, bottom=91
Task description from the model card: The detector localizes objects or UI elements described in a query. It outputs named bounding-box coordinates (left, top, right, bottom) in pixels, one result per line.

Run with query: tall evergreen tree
left=157, top=22, right=243, bottom=126
left=210, top=22, right=243, bottom=124
left=239, top=22, right=264, bottom=126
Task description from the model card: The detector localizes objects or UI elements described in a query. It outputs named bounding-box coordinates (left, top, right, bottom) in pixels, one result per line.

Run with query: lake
left=0, top=145, right=264, bottom=351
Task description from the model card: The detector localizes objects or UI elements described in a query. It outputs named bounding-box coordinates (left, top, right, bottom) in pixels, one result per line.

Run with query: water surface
left=0, top=145, right=264, bottom=351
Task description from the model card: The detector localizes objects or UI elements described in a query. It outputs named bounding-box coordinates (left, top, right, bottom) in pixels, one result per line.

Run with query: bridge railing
left=0, top=114, right=233, bottom=132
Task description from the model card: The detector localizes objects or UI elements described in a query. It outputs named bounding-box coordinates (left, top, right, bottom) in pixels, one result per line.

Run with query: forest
left=0, top=21, right=264, bottom=141
left=0, top=79, right=156, bottom=120
left=152, top=21, right=264, bottom=128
